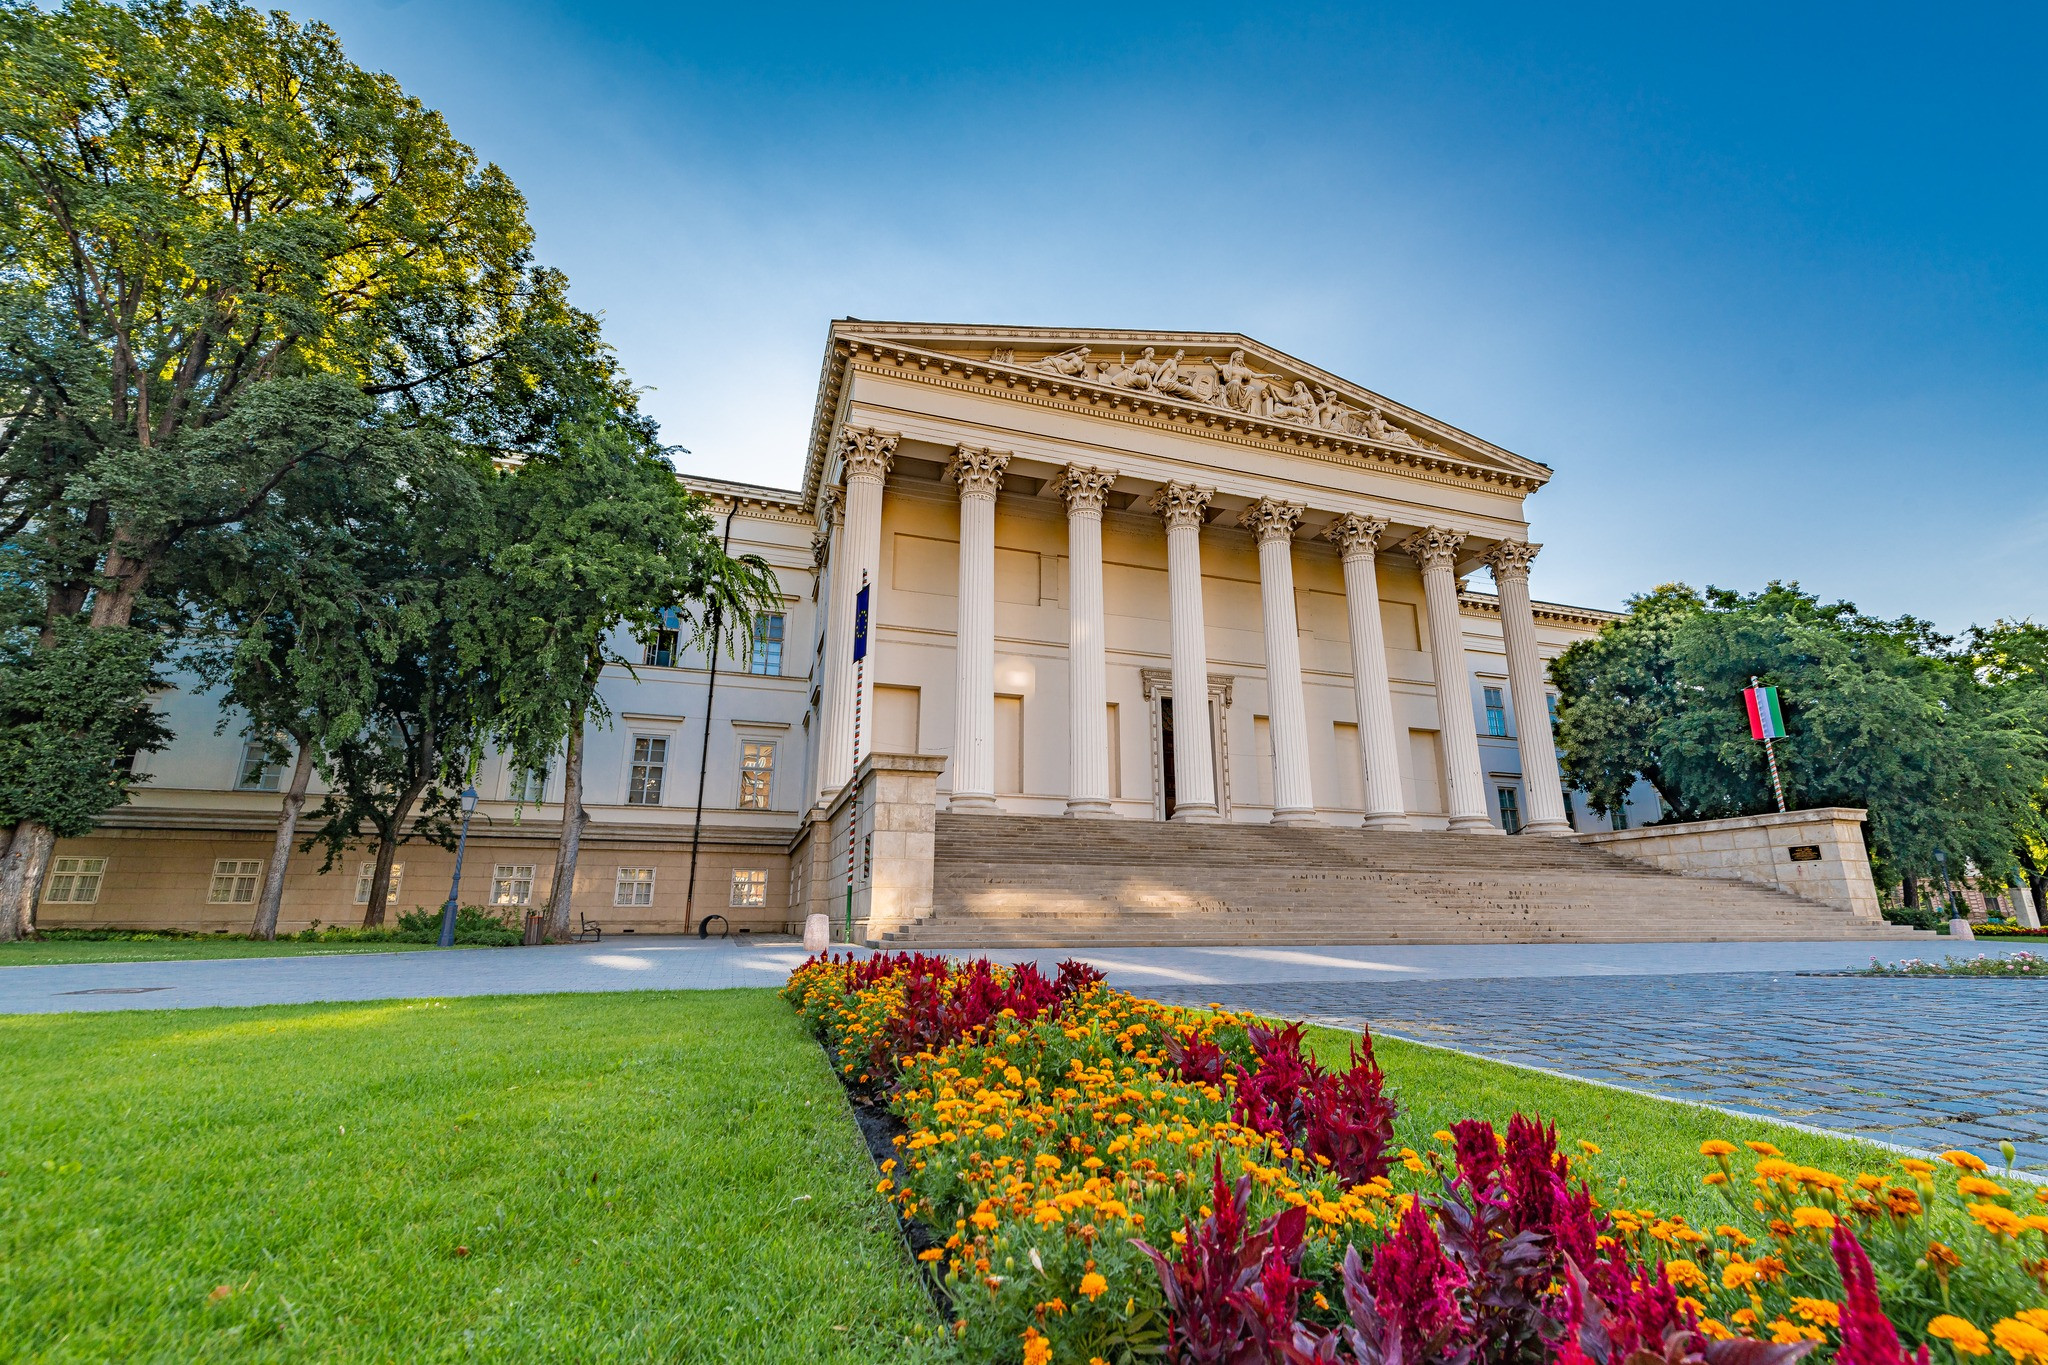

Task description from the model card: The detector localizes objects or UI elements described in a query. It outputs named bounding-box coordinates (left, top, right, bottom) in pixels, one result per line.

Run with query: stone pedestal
left=1575, top=806, right=1883, bottom=921
left=828, top=752, right=946, bottom=944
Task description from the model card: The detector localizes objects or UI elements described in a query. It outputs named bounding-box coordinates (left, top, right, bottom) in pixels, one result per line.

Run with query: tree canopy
left=1551, top=582, right=2048, bottom=886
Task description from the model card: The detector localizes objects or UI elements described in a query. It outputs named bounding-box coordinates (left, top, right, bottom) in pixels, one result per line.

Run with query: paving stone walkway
left=1144, top=972, right=2048, bottom=1170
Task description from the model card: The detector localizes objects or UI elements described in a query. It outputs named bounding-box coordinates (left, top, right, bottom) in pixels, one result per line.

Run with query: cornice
left=681, top=475, right=813, bottom=526
left=800, top=323, right=1555, bottom=506
left=1458, top=589, right=1621, bottom=628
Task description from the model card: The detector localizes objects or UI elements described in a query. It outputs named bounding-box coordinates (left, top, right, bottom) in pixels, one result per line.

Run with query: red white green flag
left=1744, top=684, right=1786, bottom=741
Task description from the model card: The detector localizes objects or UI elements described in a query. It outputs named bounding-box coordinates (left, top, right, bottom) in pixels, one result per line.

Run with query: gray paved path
left=1144, top=972, right=2048, bottom=1171
left=0, top=937, right=1991, bottom=1015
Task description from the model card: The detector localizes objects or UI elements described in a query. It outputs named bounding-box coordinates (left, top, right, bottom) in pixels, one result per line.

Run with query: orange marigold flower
left=1942, top=1150, right=1991, bottom=1173
left=1078, top=1271, right=1108, bottom=1300
left=1856, top=1173, right=1886, bottom=1191
left=1704, top=1173, right=1729, bottom=1187
left=918, top=1248, right=945, bottom=1262
left=1699, top=1319, right=1735, bottom=1341
left=1993, top=1317, right=2048, bottom=1365
left=1887, top=1187, right=1926, bottom=1218
left=1747, top=1141, right=1783, bottom=1157
left=1971, top=1203, right=2025, bottom=1238
left=1927, top=1241, right=1964, bottom=1273
left=1792, top=1298, right=1842, bottom=1328
left=1929, top=1316, right=1991, bottom=1357
left=1792, top=1206, right=1837, bottom=1232
left=1022, top=1327, right=1054, bottom=1365
left=1722, top=1259, right=1761, bottom=1290
left=1701, top=1140, right=1739, bottom=1157
left=2018, top=1310, right=2048, bottom=1333
left=1666, top=1260, right=1709, bottom=1290
left=1959, top=1176, right=2009, bottom=1199
left=1770, top=1319, right=1826, bottom=1345
left=1756, top=1157, right=1798, bottom=1181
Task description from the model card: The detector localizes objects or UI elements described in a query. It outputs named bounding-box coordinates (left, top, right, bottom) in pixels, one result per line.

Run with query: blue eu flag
left=852, top=585, right=869, bottom=662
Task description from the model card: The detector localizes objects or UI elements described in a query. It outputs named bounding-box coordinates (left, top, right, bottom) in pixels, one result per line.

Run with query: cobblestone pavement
left=1144, top=973, right=2048, bottom=1170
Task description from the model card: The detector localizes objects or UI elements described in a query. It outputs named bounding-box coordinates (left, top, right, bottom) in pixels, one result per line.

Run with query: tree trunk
left=361, top=826, right=402, bottom=930
left=1902, top=874, right=1919, bottom=910
left=0, top=821, right=57, bottom=941
left=2031, top=874, right=2047, bottom=924
left=252, top=743, right=316, bottom=940
left=545, top=718, right=588, bottom=942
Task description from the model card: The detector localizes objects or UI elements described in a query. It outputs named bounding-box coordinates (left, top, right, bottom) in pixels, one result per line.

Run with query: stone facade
left=39, top=323, right=1670, bottom=938
left=1574, top=807, right=1884, bottom=922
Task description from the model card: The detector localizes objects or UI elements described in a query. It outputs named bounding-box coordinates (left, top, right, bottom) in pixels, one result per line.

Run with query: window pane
left=750, top=614, right=785, bottom=676
left=46, top=856, right=107, bottom=905
left=354, top=863, right=404, bottom=904
left=615, top=867, right=654, bottom=907
left=1497, top=788, right=1522, bottom=835
left=238, top=741, right=282, bottom=792
left=738, top=740, right=775, bottom=811
left=508, top=766, right=547, bottom=803
left=491, top=864, right=535, bottom=906
left=644, top=629, right=678, bottom=668
left=729, top=869, right=767, bottom=908
left=628, top=737, right=668, bottom=805
left=210, top=859, right=263, bottom=904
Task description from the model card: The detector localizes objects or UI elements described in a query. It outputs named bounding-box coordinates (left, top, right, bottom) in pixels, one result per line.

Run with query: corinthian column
left=1325, top=514, right=1410, bottom=829
left=1152, top=482, right=1219, bottom=822
left=1400, top=527, right=1497, bottom=834
left=1482, top=540, right=1571, bottom=834
left=819, top=427, right=895, bottom=798
left=1240, top=498, right=1317, bottom=825
left=1056, top=465, right=1118, bottom=817
left=947, top=445, right=1009, bottom=812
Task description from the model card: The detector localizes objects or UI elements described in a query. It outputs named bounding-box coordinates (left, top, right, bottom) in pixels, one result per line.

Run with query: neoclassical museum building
left=46, top=322, right=1697, bottom=941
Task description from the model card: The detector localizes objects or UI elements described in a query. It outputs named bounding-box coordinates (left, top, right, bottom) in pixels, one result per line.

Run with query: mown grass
left=1313, top=1025, right=1912, bottom=1220
left=0, top=990, right=951, bottom=1363
left=0, top=938, right=445, bottom=966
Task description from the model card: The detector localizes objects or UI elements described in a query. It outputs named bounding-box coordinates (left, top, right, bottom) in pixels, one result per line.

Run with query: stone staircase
left=874, top=814, right=1926, bottom=947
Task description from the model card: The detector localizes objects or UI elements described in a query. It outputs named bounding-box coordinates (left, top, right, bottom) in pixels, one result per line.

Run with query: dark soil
left=825, top=1046, right=953, bottom=1316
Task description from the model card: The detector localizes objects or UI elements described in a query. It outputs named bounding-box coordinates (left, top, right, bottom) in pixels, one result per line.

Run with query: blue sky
left=314, top=2, right=2044, bottom=632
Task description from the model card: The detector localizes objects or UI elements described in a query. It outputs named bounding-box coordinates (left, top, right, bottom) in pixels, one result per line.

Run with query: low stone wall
left=1574, top=807, right=1882, bottom=921
left=792, top=752, right=945, bottom=944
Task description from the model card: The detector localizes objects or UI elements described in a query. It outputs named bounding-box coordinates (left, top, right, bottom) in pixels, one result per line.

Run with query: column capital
left=1237, top=497, right=1304, bottom=544
left=837, top=426, right=899, bottom=482
left=948, top=445, right=1011, bottom=500
left=1479, top=539, right=1542, bottom=581
left=1324, top=512, right=1390, bottom=559
left=1151, top=481, right=1213, bottom=530
left=1053, top=464, right=1118, bottom=515
left=1400, top=526, right=1466, bottom=571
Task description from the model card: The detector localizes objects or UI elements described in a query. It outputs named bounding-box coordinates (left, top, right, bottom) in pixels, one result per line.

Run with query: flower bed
left=1976, top=926, right=2048, bottom=940
left=1862, top=953, right=2048, bottom=977
left=787, top=953, right=2048, bottom=1365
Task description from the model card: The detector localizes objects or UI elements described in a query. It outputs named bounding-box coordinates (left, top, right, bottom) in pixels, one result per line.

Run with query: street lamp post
left=439, top=786, right=480, bottom=949
left=1932, top=848, right=1959, bottom=920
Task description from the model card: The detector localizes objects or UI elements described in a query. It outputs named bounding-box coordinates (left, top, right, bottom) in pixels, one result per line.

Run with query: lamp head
left=1933, top=848, right=1948, bottom=867
left=460, top=786, right=479, bottom=814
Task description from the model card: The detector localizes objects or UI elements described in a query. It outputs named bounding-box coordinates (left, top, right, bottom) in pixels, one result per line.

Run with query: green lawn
left=1, top=990, right=951, bottom=1363
left=1, top=988, right=1912, bottom=1364
left=0, top=938, right=447, bottom=966
left=1317, top=1025, right=1906, bottom=1220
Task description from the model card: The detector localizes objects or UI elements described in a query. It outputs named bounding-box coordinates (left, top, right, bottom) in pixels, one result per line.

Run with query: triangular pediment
left=805, top=320, right=1553, bottom=501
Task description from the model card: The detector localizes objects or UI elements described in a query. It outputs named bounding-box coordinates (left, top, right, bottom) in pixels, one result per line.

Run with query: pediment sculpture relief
left=1005, top=343, right=1440, bottom=449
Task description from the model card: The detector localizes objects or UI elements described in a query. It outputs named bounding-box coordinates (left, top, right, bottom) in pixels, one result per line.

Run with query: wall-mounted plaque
left=1787, top=845, right=1822, bottom=862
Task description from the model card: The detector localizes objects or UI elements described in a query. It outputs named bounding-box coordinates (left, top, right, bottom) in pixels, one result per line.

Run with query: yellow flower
left=1856, top=1173, right=1886, bottom=1191
left=1701, top=1140, right=1739, bottom=1157
left=1433, top=1130, right=1454, bottom=1143
left=1792, top=1298, right=1842, bottom=1327
left=1959, top=1176, right=2009, bottom=1199
left=1970, top=1203, right=2025, bottom=1238
left=1942, top=1150, right=1991, bottom=1173
left=1993, top=1317, right=2048, bottom=1365
left=1078, top=1272, right=1108, bottom=1300
left=1792, top=1206, right=1837, bottom=1232
left=1699, top=1319, right=1734, bottom=1341
left=1022, top=1327, right=1053, bottom=1365
left=1722, top=1259, right=1761, bottom=1290
left=1703, top=1172, right=1729, bottom=1186
left=2017, top=1311, right=2048, bottom=1334
left=1579, top=1141, right=1601, bottom=1156
left=1929, top=1316, right=1992, bottom=1357
left=1666, top=1260, right=1709, bottom=1290
left=1900, top=1158, right=1938, bottom=1177
left=1747, top=1141, right=1783, bottom=1157
left=1756, top=1157, right=1798, bottom=1181
left=1769, top=1319, right=1826, bottom=1344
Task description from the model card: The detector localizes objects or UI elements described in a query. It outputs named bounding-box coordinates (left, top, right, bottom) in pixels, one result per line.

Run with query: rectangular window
left=627, top=736, right=668, bottom=805
left=209, top=859, right=263, bottom=904
left=491, top=864, right=535, bottom=906
left=354, top=862, right=404, bottom=905
left=1106, top=703, right=1122, bottom=799
left=738, top=739, right=775, bottom=810
left=1497, top=787, right=1522, bottom=835
left=749, top=613, right=785, bottom=676
left=236, top=741, right=283, bottom=792
left=643, top=628, right=679, bottom=668
left=1483, top=687, right=1509, bottom=738
left=45, top=856, right=106, bottom=905
left=729, top=868, right=768, bottom=908
left=507, top=765, right=547, bottom=803
left=1611, top=808, right=1629, bottom=832
left=995, top=694, right=1024, bottom=795
left=615, top=867, right=654, bottom=907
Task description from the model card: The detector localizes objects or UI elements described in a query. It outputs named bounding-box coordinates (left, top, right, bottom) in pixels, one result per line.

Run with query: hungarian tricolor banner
left=1744, top=684, right=1786, bottom=741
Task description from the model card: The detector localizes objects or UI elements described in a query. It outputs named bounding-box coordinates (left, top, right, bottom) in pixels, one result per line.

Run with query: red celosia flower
left=1833, top=1225, right=1932, bottom=1365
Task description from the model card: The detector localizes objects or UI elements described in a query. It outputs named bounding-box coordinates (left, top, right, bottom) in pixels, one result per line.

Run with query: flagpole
left=845, top=571, right=868, bottom=944
left=1750, top=674, right=1788, bottom=814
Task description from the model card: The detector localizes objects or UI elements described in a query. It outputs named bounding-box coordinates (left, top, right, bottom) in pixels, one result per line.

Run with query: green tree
left=1552, top=582, right=2048, bottom=887
left=476, top=420, right=779, bottom=941
left=0, top=0, right=622, bottom=931
left=1969, top=620, right=2048, bottom=917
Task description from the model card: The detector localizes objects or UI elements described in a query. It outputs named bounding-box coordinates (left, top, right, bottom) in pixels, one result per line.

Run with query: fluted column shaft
left=1484, top=541, right=1571, bottom=834
left=1327, top=515, right=1410, bottom=829
left=1058, top=466, right=1118, bottom=817
left=1242, top=500, right=1317, bottom=824
left=819, top=428, right=895, bottom=798
left=1155, top=483, right=1219, bottom=822
left=1403, top=527, right=1498, bottom=834
left=814, top=489, right=849, bottom=803
left=948, top=447, right=1008, bottom=811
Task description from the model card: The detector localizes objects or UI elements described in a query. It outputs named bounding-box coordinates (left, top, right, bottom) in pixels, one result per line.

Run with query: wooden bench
left=571, top=916, right=602, bottom=943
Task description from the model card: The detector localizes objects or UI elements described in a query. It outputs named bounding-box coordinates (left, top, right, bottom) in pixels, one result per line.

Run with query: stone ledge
left=1576, top=808, right=1880, bottom=921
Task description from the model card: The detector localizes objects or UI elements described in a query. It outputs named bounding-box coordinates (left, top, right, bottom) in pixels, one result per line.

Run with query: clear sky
left=308, top=1, right=2044, bottom=632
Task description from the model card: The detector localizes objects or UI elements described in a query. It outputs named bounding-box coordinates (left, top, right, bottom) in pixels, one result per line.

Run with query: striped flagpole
left=845, top=572, right=867, bottom=943
left=1747, top=676, right=1788, bottom=814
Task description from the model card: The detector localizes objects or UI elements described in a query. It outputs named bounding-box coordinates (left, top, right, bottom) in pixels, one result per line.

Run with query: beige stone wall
left=1575, top=807, right=1881, bottom=921
left=39, top=822, right=793, bottom=937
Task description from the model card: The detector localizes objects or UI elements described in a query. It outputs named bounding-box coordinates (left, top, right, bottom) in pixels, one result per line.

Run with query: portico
left=802, top=322, right=1574, bottom=836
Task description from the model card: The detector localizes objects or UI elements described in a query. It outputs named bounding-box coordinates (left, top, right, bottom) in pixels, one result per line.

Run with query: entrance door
left=1160, top=696, right=1179, bottom=819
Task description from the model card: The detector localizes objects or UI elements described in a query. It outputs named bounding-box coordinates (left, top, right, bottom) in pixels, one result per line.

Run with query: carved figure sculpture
left=1268, top=381, right=1316, bottom=424
left=1029, top=346, right=1093, bottom=378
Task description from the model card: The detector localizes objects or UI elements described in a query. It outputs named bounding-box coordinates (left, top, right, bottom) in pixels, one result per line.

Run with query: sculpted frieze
left=1009, top=343, right=1440, bottom=450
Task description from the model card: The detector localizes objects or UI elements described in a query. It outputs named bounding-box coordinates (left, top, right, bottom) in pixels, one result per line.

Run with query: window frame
left=614, top=866, right=655, bottom=908
left=354, top=862, right=405, bottom=905
left=236, top=740, right=284, bottom=792
left=490, top=863, right=536, bottom=907
left=627, top=735, right=669, bottom=806
left=1496, top=786, right=1522, bottom=835
left=748, top=612, right=785, bottom=676
left=729, top=868, right=768, bottom=908
left=45, top=856, right=107, bottom=905
left=506, top=765, right=548, bottom=804
left=209, top=858, right=264, bottom=905
left=737, top=738, right=776, bottom=811
left=1482, top=686, right=1509, bottom=738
